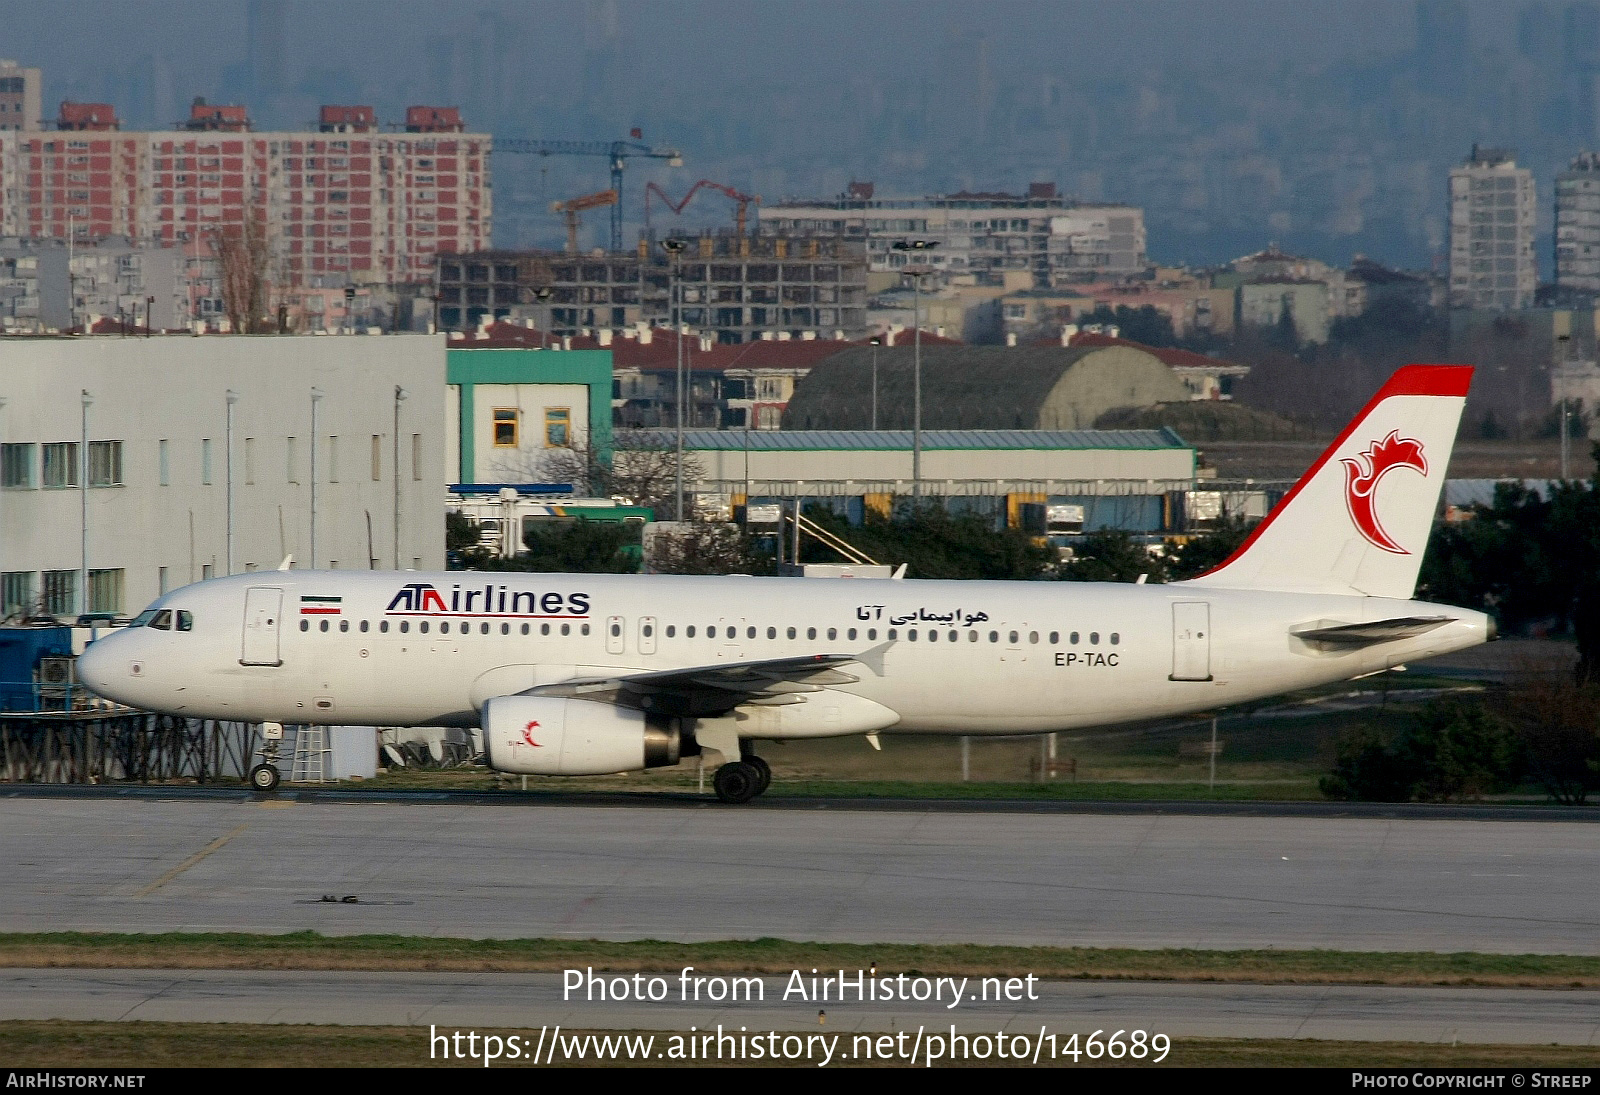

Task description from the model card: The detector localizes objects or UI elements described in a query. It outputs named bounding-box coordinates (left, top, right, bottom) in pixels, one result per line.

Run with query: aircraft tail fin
left=1182, top=365, right=1472, bottom=600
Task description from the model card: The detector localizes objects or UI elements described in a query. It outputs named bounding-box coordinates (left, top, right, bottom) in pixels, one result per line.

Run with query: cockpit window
left=176, top=610, right=194, bottom=632
left=150, top=609, right=172, bottom=630
left=130, top=609, right=158, bottom=628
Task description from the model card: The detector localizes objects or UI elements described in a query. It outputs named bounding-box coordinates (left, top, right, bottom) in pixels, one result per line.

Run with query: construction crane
left=494, top=135, right=684, bottom=252
left=644, top=179, right=761, bottom=237
left=551, top=189, right=619, bottom=254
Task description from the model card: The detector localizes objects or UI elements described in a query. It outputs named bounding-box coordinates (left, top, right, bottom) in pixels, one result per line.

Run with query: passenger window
left=560, top=623, right=570, bottom=636
left=1070, top=631, right=1079, bottom=644
left=827, top=628, right=836, bottom=640
left=380, top=620, right=389, bottom=633
left=400, top=621, right=409, bottom=633
left=848, top=628, right=857, bottom=640
left=787, top=627, right=796, bottom=639
left=747, top=626, right=756, bottom=639
left=666, top=625, right=675, bottom=638
left=1029, top=632, right=1038, bottom=644
left=643, top=624, right=654, bottom=637
left=1008, top=631, right=1019, bottom=644
left=867, top=629, right=876, bottom=640
left=888, top=628, right=898, bottom=640
left=767, top=627, right=776, bottom=639
left=539, top=623, right=548, bottom=635
left=909, top=629, right=918, bottom=641
left=319, top=619, right=329, bottom=632
left=299, top=619, right=309, bottom=632
left=968, top=630, right=978, bottom=642
left=926, top=630, right=935, bottom=642
left=360, top=620, right=369, bottom=633
left=500, top=623, right=509, bottom=635
left=522, top=623, right=531, bottom=635
left=440, top=621, right=451, bottom=634
left=687, top=626, right=697, bottom=638
left=151, top=609, right=172, bottom=630
left=339, top=620, right=349, bottom=633
left=807, top=627, right=817, bottom=639
left=948, top=630, right=957, bottom=642
left=420, top=621, right=430, bottom=634
left=581, top=624, right=590, bottom=636
left=1111, top=633, right=1120, bottom=645
left=176, top=611, right=193, bottom=632
left=989, top=631, right=998, bottom=643
left=1049, top=631, right=1058, bottom=644
left=481, top=622, right=490, bottom=635
left=1090, top=632, right=1099, bottom=645
left=610, top=621, right=621, bottom=637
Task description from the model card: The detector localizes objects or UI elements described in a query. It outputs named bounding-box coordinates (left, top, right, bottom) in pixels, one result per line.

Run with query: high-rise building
left=1448, top=145, right=1537, bottom=310
left=0, top=99, right=491, bottom=291
left=0, top=60, right=41, bottom=132
left=1557, top=151, right=1600, bottom=298
left=761, top=183, right=1147, bottom=288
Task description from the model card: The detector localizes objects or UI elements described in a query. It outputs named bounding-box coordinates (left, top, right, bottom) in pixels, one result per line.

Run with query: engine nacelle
left=481, top=695, right=679, bottom=776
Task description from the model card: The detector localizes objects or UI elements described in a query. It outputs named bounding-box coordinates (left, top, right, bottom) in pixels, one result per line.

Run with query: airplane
left=77, top=364, right=1491, bottom=804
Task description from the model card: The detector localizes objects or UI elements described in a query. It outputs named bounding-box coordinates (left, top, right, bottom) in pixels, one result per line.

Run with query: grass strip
left=5, top=933, right=1600, bottom=987
left=0, top=1021, right=1594, bottom=1068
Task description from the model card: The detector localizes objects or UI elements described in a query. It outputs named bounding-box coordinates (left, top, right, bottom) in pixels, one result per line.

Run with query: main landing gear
left=712, top=751, right=772, bottom=805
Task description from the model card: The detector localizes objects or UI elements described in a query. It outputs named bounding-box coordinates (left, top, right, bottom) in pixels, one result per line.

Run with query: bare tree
left=493, top=429, right=704, bottom=519
left=216, top=203, right=272, bottom=334
left=1506, top=670, right=1600, bottom=804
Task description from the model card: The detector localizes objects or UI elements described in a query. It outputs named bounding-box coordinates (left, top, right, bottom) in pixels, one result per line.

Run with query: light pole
left=892, top=239, right=939, bottom=504
left=868, top=334, right=883, bottom=430
left=661, top=237, right=688, bottom=520
left=0, top=396, right=7, bottom=592
left=309, top=387, right=324, bottom=568
left=533, top=286, right=553, bottom=350
left=79, top=389, right=92, bottom=616
left=225, top=389, right=239, bottom=575
left=393, top=385, right=408, bottom=569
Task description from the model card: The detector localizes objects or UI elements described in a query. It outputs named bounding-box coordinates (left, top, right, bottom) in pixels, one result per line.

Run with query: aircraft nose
left=77, top=634, right=131, bottom=703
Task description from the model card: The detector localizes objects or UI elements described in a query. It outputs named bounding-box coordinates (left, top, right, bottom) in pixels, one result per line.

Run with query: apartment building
left=0, top=99, right=491, bottom=292
left=1449, top=145, right=1537, bottom=310
left=761, top=182, right=1146, bottom=288
left=1557, top=151, right=1600, bottom=299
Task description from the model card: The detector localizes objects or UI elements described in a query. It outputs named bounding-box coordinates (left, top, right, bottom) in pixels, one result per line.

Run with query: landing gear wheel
left=713, top=761, right=760, bottom=805
left=746, top=756, right=772, bottom=796
left=248, top=763, right=280, bottom=792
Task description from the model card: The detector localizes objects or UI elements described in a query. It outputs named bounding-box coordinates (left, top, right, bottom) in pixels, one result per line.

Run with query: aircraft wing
left=524, top=653, right=864, bottom=718
left=1291, top=616, right=1455, bottom=647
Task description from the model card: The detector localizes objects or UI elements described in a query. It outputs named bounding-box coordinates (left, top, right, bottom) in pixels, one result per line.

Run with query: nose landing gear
left=246, top=722, right=284, bottom=793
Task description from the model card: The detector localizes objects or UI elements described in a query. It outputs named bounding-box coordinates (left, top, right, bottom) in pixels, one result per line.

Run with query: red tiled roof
left=1067, top=331, right=1244, bottom=370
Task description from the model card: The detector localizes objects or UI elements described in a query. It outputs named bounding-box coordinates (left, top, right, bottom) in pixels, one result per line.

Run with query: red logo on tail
left=522, top=720, right=542, bottom=747
left=1341, top=431, right=1428, bottom=554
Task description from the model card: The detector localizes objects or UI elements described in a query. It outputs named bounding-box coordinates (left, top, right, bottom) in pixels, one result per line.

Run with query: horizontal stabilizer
left=1291, top=615, right=1454, bottom=646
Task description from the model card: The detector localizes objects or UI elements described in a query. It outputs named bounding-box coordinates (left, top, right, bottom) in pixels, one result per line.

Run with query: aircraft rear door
left=638, top=616, right=658, bottom=655
left=240, top=587, right=284, bottom=667
left=1170, top=601, right=1212, bottom=681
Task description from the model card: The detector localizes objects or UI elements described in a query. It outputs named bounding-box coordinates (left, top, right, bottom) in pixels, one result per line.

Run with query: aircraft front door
left=241, top=586, right=284, bottom=667
left=1170, top=601, right=1212, bottom=682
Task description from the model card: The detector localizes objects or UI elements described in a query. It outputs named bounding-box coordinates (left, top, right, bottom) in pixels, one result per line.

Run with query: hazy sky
left=0, top=2, right=1569, bottom=265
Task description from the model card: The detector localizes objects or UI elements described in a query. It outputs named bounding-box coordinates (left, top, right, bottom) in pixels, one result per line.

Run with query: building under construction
left=436, top=232, right=868, bottom=343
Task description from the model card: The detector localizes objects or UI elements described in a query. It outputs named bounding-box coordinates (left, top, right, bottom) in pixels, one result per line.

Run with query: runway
left=2, top=969, right=1597, bottom=1046
left=2, top=796, right=1600, bottom=952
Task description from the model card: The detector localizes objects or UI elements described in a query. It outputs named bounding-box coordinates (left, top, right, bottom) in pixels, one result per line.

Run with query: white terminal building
left=0, top=334, right=446, bottom=620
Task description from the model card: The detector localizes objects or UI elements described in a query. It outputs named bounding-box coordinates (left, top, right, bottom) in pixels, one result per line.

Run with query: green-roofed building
left=446, top=347, right=612, bottom=486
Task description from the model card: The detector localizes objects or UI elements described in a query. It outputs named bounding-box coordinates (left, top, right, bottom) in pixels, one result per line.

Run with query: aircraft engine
left=481, top=696, right=679, bottom=776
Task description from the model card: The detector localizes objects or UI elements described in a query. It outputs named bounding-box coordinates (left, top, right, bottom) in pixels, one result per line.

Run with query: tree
left=521, top=521, right=639, bottom=573
left=800, top=504, right=1057, bottom=580
left=1165, top=517, right=1254, bottom=581
left=1505, top=673, right=1600, bottom=804
left=1058, top=529, right=1165, bottom=583
left=1320, top=697, right=1520, bottom=803
left=505, top=429, right=704, bottom=520
left=1080, top=304, right=1177, bottom=347
left=649, top=520, right=775, bottom=575
left=216, top=205, right=272, bottom=334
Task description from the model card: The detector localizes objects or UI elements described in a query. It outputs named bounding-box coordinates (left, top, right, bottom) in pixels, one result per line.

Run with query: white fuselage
left=77, top=570, right=1491, bottom=736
